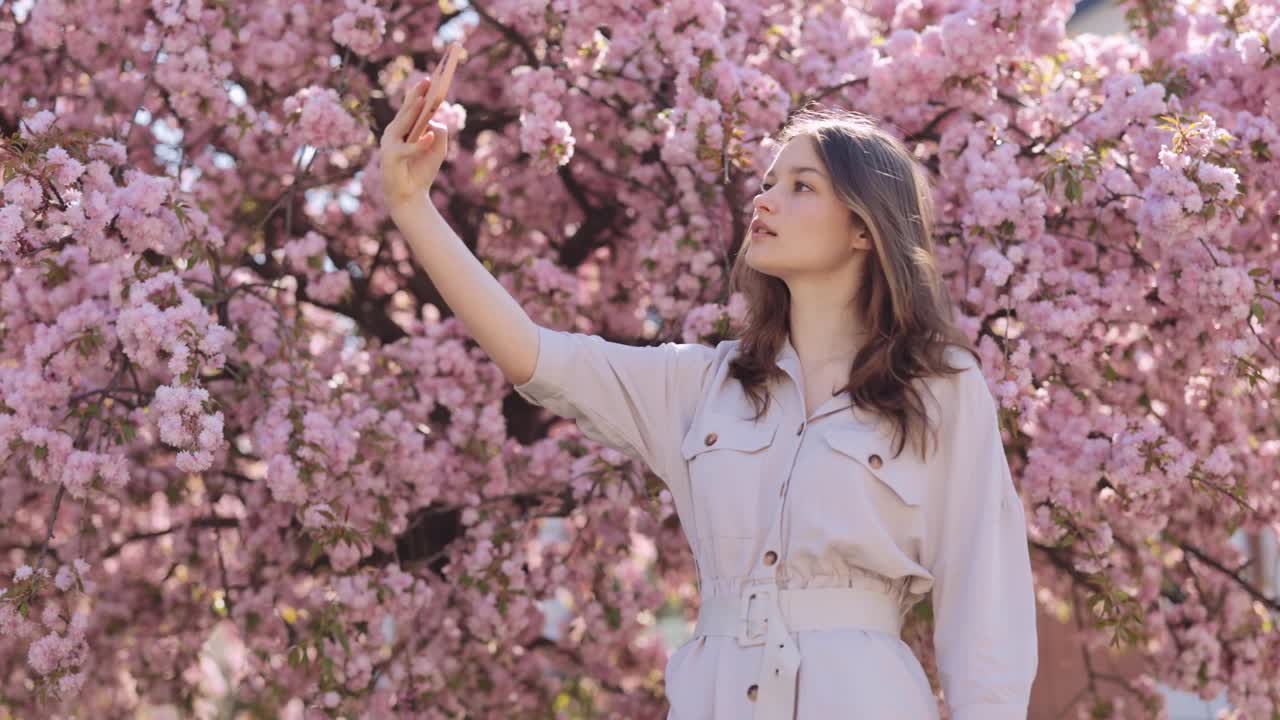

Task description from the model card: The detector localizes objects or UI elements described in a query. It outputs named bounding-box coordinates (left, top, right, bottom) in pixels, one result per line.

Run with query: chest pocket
left=680, top=413, right=779, bottom=576
left=822, top=428, right=925, bottom=507
left=681, top=412, right=778, bottom=463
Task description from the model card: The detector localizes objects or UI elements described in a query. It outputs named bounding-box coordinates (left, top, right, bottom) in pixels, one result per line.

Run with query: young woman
left=380, top=43, right=1038, bottom=720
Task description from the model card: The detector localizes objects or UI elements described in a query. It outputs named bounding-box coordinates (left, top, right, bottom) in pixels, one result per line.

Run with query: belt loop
left=737, top=580, right=772, bottom=647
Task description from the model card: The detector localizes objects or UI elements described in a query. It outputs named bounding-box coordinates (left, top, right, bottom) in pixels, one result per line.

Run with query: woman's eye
left=758, top=181, right=809, bottom=193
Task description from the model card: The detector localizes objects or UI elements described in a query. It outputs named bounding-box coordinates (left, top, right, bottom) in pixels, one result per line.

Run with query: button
left=704, top=432, right=718, bottom=446
left=746, top=684, right=758, bottom=701
left=868, top=453, right=882, bottom=469
left=763, top=550, right=777, bottom=566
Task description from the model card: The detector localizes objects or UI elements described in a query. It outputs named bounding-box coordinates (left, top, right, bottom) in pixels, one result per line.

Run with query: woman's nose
left=752, top=191, right=773, bottom=214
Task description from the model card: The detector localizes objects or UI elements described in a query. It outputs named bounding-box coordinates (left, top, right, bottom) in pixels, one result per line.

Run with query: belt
left=693, top=580, right=904, bottom=720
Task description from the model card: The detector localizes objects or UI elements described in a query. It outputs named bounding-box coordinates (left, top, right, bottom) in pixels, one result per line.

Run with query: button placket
left=771, top=399, right=809, bottom=564
left=744, top=400, right=808, bottom=707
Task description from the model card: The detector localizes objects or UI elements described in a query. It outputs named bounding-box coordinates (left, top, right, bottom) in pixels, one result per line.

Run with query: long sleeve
left=512, top=325, right=719, bottom=484
left=922, top=366, right=1038, bottom=720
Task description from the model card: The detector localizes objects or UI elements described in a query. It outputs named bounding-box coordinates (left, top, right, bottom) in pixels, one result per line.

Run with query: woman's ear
left=850, top=223, right=871, bottom=252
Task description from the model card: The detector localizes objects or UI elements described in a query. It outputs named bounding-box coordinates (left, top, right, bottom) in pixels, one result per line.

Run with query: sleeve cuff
left=949, top=702, right=1028, bottom=720
left=512, top=326, right=567, bottom=407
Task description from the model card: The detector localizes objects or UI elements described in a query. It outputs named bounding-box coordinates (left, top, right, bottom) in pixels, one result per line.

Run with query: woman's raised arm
left=379, top=42, right=540, bottom=386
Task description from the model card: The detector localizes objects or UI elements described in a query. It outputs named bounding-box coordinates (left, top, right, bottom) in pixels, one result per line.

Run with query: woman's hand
left=379, top=41, right=462, bottom=212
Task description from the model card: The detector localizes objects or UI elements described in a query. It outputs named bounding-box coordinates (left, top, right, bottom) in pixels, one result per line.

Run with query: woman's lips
left=751, top=218, right=777, bottom=236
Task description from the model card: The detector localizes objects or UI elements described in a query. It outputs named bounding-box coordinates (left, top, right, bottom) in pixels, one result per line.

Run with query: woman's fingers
left=391, top=93, right=427, bottom=145
left=386, top=39, right=462, bottom=152
left=386, top=77, right=427, bottom=144
left=404, top=75, right=427, bottom=104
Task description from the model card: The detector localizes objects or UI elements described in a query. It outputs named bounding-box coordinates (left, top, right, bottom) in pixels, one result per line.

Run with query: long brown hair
left=727, top=105, right=980, bottom=462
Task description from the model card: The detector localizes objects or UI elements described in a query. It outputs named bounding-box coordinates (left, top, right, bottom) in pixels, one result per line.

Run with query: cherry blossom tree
left=1, top=0, right=1278, bottom=717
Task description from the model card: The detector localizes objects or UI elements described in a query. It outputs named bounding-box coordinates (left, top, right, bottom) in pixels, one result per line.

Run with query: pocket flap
left=681, top=412, right=779, bottom=461
left=822, top=428, right=925, bottom=506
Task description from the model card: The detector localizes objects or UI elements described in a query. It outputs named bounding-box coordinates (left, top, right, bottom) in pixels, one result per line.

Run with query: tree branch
left=98, top=515, right=240, bottom=559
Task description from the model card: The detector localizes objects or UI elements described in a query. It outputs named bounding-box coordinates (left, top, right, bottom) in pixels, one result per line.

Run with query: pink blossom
left=19, top=109, right=57, bottom=138
left=332, top=0, right=386, bottom=56
left=283, top=86, right=367, bottom=149
left=3, top=176, right=42, bottom=211
left=302, top=503, right=335, bottom=529
left=1196, top=161, right=1240, bottom=201
left=87, top=138, right=126, bottom=165
left=266, top=454, right=306, bottom=504
left=306, top=270, right=351, bottom=304
left=43, top=146, right=85, bottom=189
left=149, top=384, right=224, bottom=473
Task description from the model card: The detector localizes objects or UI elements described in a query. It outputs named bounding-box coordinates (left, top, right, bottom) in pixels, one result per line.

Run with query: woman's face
left=745, top=136, right=869, bottom=281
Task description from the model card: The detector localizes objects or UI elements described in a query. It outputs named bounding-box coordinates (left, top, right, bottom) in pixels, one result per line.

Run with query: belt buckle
left=736, top=580, right=773, bottom=647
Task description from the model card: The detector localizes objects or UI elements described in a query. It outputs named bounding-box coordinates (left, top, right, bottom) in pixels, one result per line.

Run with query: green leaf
left=1065, top=174, right=1081, bottom=202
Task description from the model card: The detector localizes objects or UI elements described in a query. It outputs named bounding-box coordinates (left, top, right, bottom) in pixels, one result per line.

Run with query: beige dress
left=513, top=326, right=1038, bottom=719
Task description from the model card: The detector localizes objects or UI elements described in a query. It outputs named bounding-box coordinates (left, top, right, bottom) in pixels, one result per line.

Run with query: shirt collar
left=774, top=333, right=857, bottom=423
